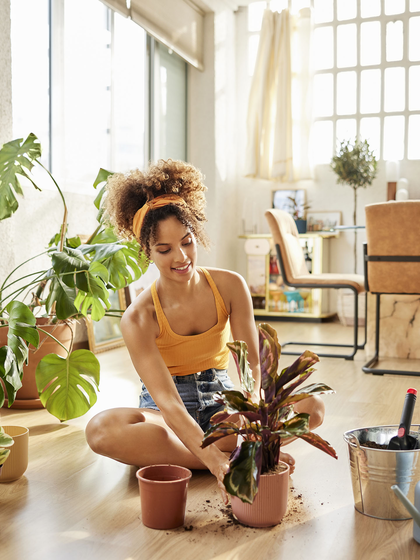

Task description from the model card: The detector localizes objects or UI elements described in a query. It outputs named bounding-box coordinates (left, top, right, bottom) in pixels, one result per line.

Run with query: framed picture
left=306, top=211, right=341, bottom=232
left=86, top=289, right=127, bottom=353
left=272, top=189, right=306, bottom=217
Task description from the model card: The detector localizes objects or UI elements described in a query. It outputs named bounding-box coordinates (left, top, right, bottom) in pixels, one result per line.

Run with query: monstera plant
left=202, top=323, right=337, bottom=505
left=0, top=133, right=147, bottom=421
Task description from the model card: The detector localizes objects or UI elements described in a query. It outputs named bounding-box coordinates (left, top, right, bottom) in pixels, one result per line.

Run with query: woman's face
left=149, top=215, right=197, bottom=282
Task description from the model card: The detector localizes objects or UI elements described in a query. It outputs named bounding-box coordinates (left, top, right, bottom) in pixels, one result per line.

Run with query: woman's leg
left=85, top=407, right=234, bottom=470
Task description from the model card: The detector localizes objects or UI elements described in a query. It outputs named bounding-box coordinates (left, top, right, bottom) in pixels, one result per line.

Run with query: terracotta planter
left=231, top=462, right=290, bottom=527
left=0, top=319, right=75, bottom=409
left=136, top=464, right=192, bottom=529
left=0, top=425, right=29, bottom=482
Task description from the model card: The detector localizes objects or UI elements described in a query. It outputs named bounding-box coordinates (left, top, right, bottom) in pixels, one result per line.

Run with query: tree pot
left=231, top=461, right=290, bottom=527
left=0, top=425, right=29, bottom=482
left=0, top=319, right=75, bottom=409
left=136, top=464, right=192, bottom=530
left=295, top=219, right=307, bottom=234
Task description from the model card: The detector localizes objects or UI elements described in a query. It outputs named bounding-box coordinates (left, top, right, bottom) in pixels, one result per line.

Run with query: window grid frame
left=312, top=0, right=420, bottom=161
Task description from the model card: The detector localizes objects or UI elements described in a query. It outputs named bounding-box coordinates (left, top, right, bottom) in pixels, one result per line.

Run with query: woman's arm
left=216, top=270, right=261, bottom=401
left=120, top=304, right=230, bottom=502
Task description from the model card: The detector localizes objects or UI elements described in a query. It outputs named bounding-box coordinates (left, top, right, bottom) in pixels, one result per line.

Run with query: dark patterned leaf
left=277, top=350, right=319, bottom=387
left=298, top=431, right=338, bottom=459
left=259, top=323, right=281, bottom=402
left=223, top=441, right=262, bottom=504
left=227, top=341, right=254, bottom=395
left=201, top=422, right=241, bottom=447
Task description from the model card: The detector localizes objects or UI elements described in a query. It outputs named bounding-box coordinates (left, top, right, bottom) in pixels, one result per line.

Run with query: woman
left=85, top=159, right=324, bottom=504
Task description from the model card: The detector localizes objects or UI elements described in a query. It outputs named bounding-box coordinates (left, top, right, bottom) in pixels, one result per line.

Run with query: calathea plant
left=202, top=323, right=337, bottom=504
left=0, top=133, right=148, bottom=421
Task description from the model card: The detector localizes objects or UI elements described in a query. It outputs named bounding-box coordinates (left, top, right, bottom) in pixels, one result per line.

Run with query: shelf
left=242, top=233, right=334, bottom=319
left=252, top=310, right=335, bottom=319
left=239, top=232, right=338, bottom=240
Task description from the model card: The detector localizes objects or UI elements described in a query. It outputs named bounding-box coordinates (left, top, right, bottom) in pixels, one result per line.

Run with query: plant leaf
left=45, top=276, right=78, bottom=320
left=36, top=349, right=100, bottom=422
left=0, top=448, right=11, bottom=466
left=201, top=422, right=241, bottom=448
left=223, top=440, right=262, bottom=504
left=93, top=167, right=113, bottom=189
left=226, top=340, right=254, bottom=395
left=282, top=413, right=310, bottom=436
left=0, top=345, right=22, bottom=407
left=281, top=382, right=335, bottom=406
left=0, top=427, right=14, bottom=448
left=0, top=133, right=42, bottom=220
left=276, top=350, right=319, bottom=390
left=217, top=390, right=260, bottom=415
left=51, top=247, right=89, bottom=289
left=6, top=301, right=39, bottom=347
left=259, top=323, right=281, bottom=403
left=210, top=410, right=231, bottom=424
left=298, top=431, right=338, bottom=459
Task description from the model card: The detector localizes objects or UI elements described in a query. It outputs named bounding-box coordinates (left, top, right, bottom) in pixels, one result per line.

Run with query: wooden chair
left=363, top=201, right=420, bottom=376
left=265, top=209, right=366, bottom=360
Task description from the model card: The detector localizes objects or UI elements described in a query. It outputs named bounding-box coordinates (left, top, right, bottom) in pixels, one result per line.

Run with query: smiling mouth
left=172, top=263, right=191, bottom=272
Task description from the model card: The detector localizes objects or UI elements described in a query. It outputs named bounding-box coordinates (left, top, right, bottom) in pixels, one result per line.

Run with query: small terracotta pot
left=231, top=461, right=290, bottom=527
left=0, top=425, right=29, bottom=482
left=136, top=464, right=192, bottom=530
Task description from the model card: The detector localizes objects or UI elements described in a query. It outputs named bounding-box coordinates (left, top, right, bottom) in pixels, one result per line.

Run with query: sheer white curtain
left=245, top=8, right=313, bottom=182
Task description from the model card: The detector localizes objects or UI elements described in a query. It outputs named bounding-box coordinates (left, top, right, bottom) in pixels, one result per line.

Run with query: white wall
left=188, top=6, right=238, bottom=271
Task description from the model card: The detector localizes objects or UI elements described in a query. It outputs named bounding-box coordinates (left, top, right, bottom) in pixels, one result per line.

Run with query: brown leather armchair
left=265, top=209, right=366, bottom=359
left=363, top=200, right=420, bottom=376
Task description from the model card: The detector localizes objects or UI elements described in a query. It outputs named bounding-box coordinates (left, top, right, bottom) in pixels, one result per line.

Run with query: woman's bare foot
left=280, top=450, right=295, bottom=474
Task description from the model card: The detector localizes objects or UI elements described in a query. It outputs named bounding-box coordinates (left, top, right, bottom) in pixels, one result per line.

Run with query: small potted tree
left=287, top=195, right=311, bottom=234
left=0, top=133, right=148, bottom=421
left=330, top=137, right=378, bottom=274
left=202, top=323, right=337, bottom=527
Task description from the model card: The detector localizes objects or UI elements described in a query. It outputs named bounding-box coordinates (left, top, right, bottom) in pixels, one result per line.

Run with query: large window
left=246, top=0, right=420, bottom=165
left=11, top=0, right=187, bottom=193
left=312, top=0, right=420, bottom=163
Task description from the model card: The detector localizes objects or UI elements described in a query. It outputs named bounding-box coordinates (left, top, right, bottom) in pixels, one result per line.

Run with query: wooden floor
left=1, top=319, right=420, bottom=560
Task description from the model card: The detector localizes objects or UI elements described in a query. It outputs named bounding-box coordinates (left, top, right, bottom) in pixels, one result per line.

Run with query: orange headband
left=132, top=194, right=187, bottom=239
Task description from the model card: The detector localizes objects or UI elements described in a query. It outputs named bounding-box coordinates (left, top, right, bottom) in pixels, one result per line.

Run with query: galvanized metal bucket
left=343, top=425, right=420, bottom=520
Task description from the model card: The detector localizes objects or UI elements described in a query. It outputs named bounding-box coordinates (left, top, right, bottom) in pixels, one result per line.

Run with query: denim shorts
left=139, top=368, right=235, bottom=433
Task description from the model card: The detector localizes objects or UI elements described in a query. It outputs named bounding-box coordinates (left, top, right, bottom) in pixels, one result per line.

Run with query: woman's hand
left=211, top=459, right=230, bottom=505
left=280, top=450, right=295, bottom=474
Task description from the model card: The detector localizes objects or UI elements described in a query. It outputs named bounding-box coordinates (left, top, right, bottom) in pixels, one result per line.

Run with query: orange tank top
left=151, top=267, right=231, bottom=376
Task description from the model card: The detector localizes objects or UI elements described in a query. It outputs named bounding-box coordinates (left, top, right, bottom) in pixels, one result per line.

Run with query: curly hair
left=103, top=159, right=210, bottom=258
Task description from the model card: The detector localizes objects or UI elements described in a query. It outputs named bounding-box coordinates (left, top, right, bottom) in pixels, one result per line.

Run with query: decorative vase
left=0, top=425, right=29, bottom=482
left=295, top=219, right=307, bottom=234
left=231, top=462, right=290, bottom=527
left=136, top=464, right=192, bottom=530
left=0, top=319, right=75, bottom=409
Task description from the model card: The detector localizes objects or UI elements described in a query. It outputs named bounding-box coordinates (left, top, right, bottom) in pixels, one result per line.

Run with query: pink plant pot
left=231, top=461, right=290, bottom=527
left=136, top=464, right=192, bottom=530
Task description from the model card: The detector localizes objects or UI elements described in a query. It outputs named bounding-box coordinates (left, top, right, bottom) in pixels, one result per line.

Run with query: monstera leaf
left=81, top=233, right=146, bottom=289
left=0, top=133, right=42, bottom=220
left=36, top=349, right=100, bottom=422
left=0, top=301, right=39, bottom=406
